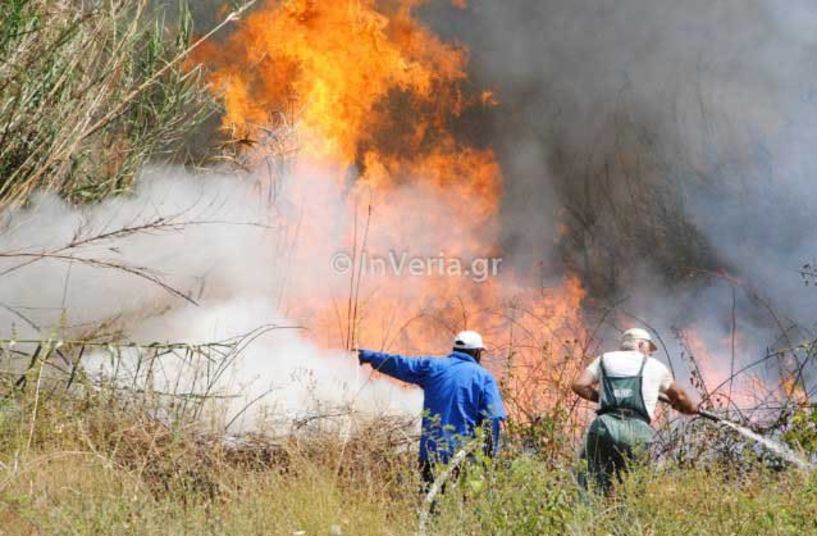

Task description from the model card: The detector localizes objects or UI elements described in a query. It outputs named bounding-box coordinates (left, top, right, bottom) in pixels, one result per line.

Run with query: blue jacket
left=358, top=349, right=506, bottom=463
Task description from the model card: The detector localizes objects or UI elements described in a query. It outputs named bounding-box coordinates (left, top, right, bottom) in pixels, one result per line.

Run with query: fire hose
left=658, top=393, right=720, bottom=421
left=416, top=440, right=480, bottom=536
left=658, top=394, right=813, bottom=469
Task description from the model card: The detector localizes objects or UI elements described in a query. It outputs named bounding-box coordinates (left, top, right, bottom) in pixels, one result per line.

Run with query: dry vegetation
left=1, top=339, right=816, bottom=535
left=2, top=2, right=817, bottom=535
left=0, top=0, right=214, bottom=209
left=1, top=376, right=817, bottom=535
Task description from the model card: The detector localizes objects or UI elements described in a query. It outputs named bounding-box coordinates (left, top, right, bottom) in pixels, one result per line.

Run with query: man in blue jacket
left=358, top=330, right=506, bottom=485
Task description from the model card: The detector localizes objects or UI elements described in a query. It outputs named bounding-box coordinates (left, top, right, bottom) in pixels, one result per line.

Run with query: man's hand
left=571, top=369, right=600, bottom=403
left=663, top=382, right=697, bottom=415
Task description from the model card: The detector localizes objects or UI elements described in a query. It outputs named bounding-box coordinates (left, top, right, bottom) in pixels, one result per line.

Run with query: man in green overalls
left=572, top=328, right=697, bottom=492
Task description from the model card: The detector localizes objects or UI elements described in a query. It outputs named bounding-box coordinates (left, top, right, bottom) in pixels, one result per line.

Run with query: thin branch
left=77, top=0, right=259, bottom=143
left=0, top=251, right=196, bottom=305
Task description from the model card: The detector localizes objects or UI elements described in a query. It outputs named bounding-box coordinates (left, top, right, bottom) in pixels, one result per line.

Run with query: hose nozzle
left=696, top=408, right=721, bottom=422
left=658, top=394, right=721, bottom=422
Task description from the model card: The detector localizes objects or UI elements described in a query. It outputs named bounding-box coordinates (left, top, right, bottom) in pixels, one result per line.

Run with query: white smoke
left=0, top=165, right=423, bottom=433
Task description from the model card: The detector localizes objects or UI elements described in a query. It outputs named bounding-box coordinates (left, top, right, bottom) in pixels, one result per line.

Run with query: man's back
left=421, top=354, right=502, bottom=455
left=586, top=350, right=673, bottom=420
left=358, top=349, right=506, bottom=463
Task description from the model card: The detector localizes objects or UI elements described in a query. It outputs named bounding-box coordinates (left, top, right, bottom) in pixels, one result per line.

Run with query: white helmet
left=621, top=327, right=657, bottom=352
left=453, top=330, right=486, bottom=351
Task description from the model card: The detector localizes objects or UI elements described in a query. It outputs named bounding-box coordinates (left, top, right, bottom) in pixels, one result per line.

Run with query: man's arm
left=663, top=382, right=697, bottom=415
left=484, top=418, right=502, bottom=458
left=480, top=376, right=507, bottom=458
left=571, top=368, right=600, bottom=403
left=358, top=349, right=431, bottom=386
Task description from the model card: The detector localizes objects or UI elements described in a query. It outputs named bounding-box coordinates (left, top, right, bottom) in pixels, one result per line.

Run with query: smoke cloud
left=418, top=0, right=817, bottom=395
left=5, top=0, right=817, bottom=424
left=0, top=166, right=423, bottom=432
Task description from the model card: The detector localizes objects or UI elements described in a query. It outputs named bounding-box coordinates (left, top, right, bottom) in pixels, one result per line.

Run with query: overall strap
left=598, top=354, right=613, bottom=410
left=599, top=354, right=608, bottom=378
left=636, top=355, right=647, bottom=377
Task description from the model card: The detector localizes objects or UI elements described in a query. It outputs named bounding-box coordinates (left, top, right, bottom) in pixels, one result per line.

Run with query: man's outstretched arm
left=358, top=349, right=431, bottom=386
left=571, top=368, right=599, bottom=403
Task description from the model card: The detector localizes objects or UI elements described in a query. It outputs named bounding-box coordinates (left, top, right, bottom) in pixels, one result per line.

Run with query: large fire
left=196, top=0, right=588, bottom=419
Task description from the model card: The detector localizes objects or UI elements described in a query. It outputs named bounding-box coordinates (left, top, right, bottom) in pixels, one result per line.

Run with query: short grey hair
left=620, top=339, right=639, bottom=351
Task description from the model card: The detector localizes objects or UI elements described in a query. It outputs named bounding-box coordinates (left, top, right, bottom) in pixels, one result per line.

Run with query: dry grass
left=0, top=356, right=816, bottom=536
left=1, top=335, right=815, bottom=535
left=0, top=384, right=419, bottom=536
left=0, top=0, right=215, bottom=209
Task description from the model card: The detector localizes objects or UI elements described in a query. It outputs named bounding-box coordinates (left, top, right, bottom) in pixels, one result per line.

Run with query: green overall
left=584, top=354, right=655, bottom=492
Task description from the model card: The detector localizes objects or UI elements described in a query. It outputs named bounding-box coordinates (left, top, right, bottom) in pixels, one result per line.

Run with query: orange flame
left=197, top=0, right=587, bottom=419
left=680, top=325, right=799, bottom=411
left=200, top=1, right=467, bottom=161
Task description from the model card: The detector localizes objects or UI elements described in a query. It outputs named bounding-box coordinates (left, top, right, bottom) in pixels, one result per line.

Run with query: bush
left=0, top=0, right=214, bottom=209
